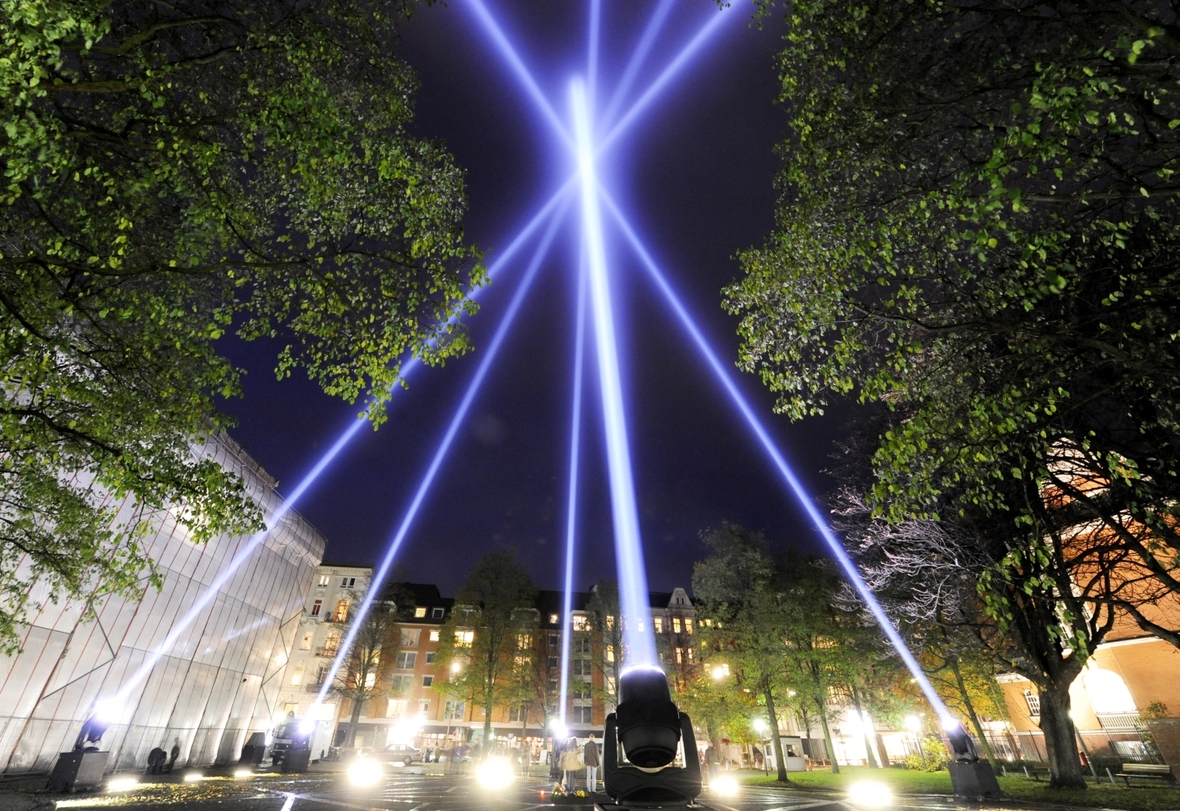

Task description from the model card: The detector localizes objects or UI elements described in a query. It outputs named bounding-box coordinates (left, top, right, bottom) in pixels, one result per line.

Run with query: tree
left=586, top=580, right=626, bottom=711
left=0, top=0, right=481, bottom=651
left=330, top=599, right=401, bottom=748
left=693, top=524, right=794, bottom=782
left=434, top=549, right=536, bottom=751
left=727, top=0, right=1180, bottom=788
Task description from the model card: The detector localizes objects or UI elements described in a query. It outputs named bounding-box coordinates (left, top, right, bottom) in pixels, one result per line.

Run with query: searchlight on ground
left=847, top=781, right=893, bottom=807
left=347, top=758, right=383, bottom=788
left=710, top=775, right=739, bottom=797
left=106, top=777, right=138, bottom=792
left=475, top=757, right=516, bottom=790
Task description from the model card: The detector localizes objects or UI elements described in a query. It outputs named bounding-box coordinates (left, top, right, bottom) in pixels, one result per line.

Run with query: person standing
left=583, top=734, right=600, bottom=793
left=704, top=745, right=720, bottom=785
left=560, top=737, right=581, bottom=792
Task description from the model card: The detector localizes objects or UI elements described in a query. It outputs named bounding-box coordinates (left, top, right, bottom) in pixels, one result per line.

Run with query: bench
left=1114, top=763, right=1176, bottom=787
left=1020, top=763, right=1052, bottom=781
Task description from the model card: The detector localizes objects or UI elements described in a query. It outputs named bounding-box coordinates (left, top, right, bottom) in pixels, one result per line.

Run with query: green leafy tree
left=727, top=0, right=1180, bottom=788
left=586, top=579, right=626, bottom=711
left=434, top=549, right=536, bottom=751
left=0, top=0, right=481, bottom=651
left=693, top=524, right=794, bottom=782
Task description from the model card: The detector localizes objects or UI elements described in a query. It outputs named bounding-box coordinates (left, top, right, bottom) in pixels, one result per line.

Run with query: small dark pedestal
left=48, top=751, right=110, bottom=792
left=281, top=749, right=311, bottom=773
left=949, top=761, right=1002, bottom=798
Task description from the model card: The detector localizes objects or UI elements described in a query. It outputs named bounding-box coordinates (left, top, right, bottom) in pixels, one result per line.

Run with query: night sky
left=220, top=0, right=855, bottom=596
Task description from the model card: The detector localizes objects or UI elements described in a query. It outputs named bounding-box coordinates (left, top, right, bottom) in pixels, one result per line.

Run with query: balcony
left=1097, top=712, right=1144, bottom=732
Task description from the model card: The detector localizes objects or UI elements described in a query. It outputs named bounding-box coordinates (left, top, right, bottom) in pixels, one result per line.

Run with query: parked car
left=379, top=743, right=421, bottom=766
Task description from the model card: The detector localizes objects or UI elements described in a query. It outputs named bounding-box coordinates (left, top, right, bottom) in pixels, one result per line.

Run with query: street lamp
left=752, top=719, right=769, bottom=776
left=711, top=664, right=729, bottom=681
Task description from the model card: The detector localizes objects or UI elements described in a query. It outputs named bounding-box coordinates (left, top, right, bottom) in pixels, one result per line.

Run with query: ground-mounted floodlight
left=347, top=758, right=383, bottom=788
left=941, top=718, right=1001, bottom=798
left=603, top=667, right=701, bottom=808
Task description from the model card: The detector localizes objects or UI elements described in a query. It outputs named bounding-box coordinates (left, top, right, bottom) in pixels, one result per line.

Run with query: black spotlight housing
left=603, top=667, right=702, bottom=808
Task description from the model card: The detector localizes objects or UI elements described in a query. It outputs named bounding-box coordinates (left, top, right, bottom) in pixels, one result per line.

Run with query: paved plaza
left=0, top=767, right=1051, bottom=811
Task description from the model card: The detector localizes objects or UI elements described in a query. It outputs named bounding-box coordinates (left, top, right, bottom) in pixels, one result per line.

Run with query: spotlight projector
left=603, top=667, right=702, bottom=808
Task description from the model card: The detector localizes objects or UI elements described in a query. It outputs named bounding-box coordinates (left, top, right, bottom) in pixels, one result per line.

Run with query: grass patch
left=741, top=765, right=1180, bottom=810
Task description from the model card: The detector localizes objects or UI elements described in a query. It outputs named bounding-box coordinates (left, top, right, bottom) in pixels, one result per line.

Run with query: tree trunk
left=851, top=687, right=879, bottom=768
left=1039, top=686, right=1086, bottom=789
left=763, top=680, right=790, bottom=783
left=817, top=701, right=838, bottom=774
left=346, top=697, right=364, bottom=748
left=949, top=657, right=999, bottom=769
left=483, top=699, right=494, bottom=757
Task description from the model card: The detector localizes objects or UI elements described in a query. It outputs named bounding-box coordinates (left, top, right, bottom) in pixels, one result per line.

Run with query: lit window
left=672, top=617, right=682, bottom=633
left=395, top=651, right=417, bottom=670
left=299, top=631, right=313, bottom=651
left=432, top=607, right=445, bottom=619
left=429, top=630, right=440, bottom=642
left=333, top=600, right=350, bottom=623
left=418, top=700, right=430, bottom=715
left=517, top=633, right=532, bottom=649
left=401, top=629, right=421, bottom=647
left=654, top=617, right=664, bottom=633
left=606, top=615, right=615, bottom=630
left=386, top=699, right=407, bottom=718
left=423, top=675, right=434, bottom=688
left=455, top=630, right=474, bottom=646
left=687, top=647, right=694, bottom=663
left=310, top=599, right=322, bottom=617
left=444, top=700, right=465, bottom=720
left=284, top=702, right=298, bottom=714
left=317, top=575, right=330, bottom=587
left=549, top=613, right=559, bottom=624
left=415, top=606, right=427, bottom=618
left=290, top=665, right=304, bottom=686
left=572, top=615, right=589, bottom=631
left=606, top=645, right=615, bottom=663
left=675, top=647, right=684, bottom=664
left=364, top=671, right=376, bottom=688
left=684, top=618, right=693, bottom=634
left=322, top=632, right=341, bottom=657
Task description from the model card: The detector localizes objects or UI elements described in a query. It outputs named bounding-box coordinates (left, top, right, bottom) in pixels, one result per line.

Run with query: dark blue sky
left=220, top=0, right=854, bottom=596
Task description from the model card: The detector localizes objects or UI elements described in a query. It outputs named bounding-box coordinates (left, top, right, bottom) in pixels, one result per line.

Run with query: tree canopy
left=0, top=0, right=481, bottom=649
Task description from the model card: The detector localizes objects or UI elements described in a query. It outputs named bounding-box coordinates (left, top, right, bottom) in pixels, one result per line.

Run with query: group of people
left=144, top=740, right=181, bottom=775
left=550, top=734, right=600, bottom=794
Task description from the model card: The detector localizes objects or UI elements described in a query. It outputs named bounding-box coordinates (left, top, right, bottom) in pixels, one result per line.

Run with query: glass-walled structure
left=0, top=432, right=325, bottom=774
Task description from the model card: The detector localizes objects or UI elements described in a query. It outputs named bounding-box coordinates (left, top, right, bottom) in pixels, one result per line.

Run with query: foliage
left=901, top=738, right=952, bottom=772
left=585, top=579, right=625, bottom=710
left=0, top=0, right=480, bottom=651
left=433, top=549, right=536, bottom=748
left=1143, top=701, right=1170, bottom=720
left=331, top=598, right=401, bottom=747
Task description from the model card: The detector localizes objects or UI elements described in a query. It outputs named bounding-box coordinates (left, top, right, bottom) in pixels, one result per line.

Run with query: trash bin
left=282, top=748, right=312, bottom=773
left=240, top=732, right=266, bottom=765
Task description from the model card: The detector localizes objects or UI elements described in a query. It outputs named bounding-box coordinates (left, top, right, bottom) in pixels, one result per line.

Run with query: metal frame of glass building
left=0, top=432, right=325, bottom=775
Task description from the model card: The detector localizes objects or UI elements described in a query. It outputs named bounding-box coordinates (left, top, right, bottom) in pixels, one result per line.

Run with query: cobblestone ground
left=0, top=767, right=1048, bottom=811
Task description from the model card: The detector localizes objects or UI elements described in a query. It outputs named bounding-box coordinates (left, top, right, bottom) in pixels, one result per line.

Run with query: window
left=429, top=629, right=440, bottom=642
left=395, top=651, right=417, bottom=670
left=572, top=679, right=592, bottom=699
left=547, top=656, right=559, bottom=670
left=444, top=700, right=465, bottom=721
left=364, top=671, right=377, bottom=688
left=314, top=665, right=326, bottom=685
left=422, top=675, right=434, bottom=688
left=455, top=630, right=474, bottom=646
left=415, top=606, right=427, bottom=618
left=684, top=618, right=693, bottom=634
left=517, top=633, right=532, bottom=650
left=400, top=629, right=421, bottom=647
left=572, top=659, right=592, bottom=676
left=386, top=699, right=407, bottom=719
left=290, top=665, right=304, bottom=686
left=549, top=613, right=559, bottom=624
left=606, top=615, right=615, bottom=630
left=573, top=706, right=592, bottom=724
left=322, top=631, right=341, bottom=657
left=317, top=574, right=330, bottom=587
left=333, top=600, right=350, bottom=623
left=606, top=645, right=615, bottom=663
left=687, top=647, right=695, bottom=663
left=548, top=633, right=559, bottom=647
left=573, top=636, right=591, bottom=654
left=675, top=647, right=684, bottom=664
left=432, top=607, right=445, bottom=619
left=572, top=615, right=589, bottom=631
left=418, top=700, right=430, bottom=715
left=509, top=705, right=524, bottom=722
left=284, top=702, right=298, bottom=714
left=391, top=674, right=413, bottom=694
left=1023, top=689, right=1041, bottom=717
left=672, top=617, right=682, bottom=633
left=654, top=616, right=664, bottom=633
left=341, top=576, right=355, bottom=588
left=425, top=652, right=436, bottom=665
left=299, top=631, right=313, bottom=651
left=310, top=599, right=322, bottom=617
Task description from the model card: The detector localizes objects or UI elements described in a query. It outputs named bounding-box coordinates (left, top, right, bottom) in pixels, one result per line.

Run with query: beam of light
left=600, top=189, right=953, bottom=722
left=558, top=254, right=589, bottom=726
left=460, top=0, right=572, bottom=150
left=598, top=0, right=677, bottom=135
left=314, top=196, right=573, bottom=706
left=109, top=185, right=574, bottom=708
left=570, top=79, right=657, bottom=668
left=587, top=0, right=600, bottom=107
left=598, top=3, right=741, bottom=157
